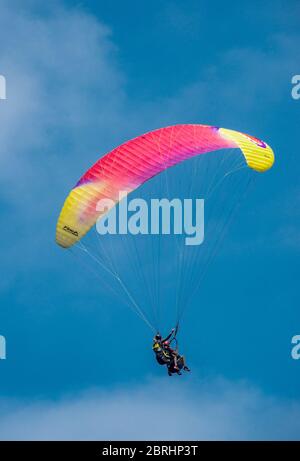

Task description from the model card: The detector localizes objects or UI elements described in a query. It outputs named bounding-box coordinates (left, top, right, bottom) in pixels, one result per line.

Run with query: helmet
left=163, top=341, right=170, bottom=347
left=155, top=333, right=162, bottom=340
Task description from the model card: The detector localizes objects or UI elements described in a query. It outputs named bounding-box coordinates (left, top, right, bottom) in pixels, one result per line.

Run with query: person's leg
left=182, top=356, right=191, bottom=371
left=173, top=353, right=178, bottom=368
left=172, top=353, right=182, bottom=374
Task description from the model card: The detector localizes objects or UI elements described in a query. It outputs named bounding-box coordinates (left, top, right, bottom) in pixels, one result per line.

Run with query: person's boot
left=184, top=366, right=191, bottom=372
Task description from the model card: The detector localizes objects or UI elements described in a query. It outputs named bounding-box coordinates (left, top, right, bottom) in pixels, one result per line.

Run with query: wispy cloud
left=0, top=2, right=131, bottom=283
left=0, top=377, right=299, bottom=440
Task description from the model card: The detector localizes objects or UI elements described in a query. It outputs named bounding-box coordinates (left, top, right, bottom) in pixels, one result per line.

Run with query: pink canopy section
left=76, top=125, right=234, bottom=191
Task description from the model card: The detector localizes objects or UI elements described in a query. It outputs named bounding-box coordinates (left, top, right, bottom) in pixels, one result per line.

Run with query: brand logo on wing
left=63, top=225, right=79, bottom=237
left=243, top=133, right=267, bottom=148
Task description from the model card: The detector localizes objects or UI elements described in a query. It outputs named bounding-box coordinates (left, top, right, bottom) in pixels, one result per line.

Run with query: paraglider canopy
left=56, top=124, right=274, bottom=248
left=56, top=124, right=274, bottom=333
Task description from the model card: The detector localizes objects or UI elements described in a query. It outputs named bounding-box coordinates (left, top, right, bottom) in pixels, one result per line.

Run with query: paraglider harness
left=152, top=341, right=172, bottom=365
left=166, top=333, right=185, bottom=373
left=152, top=325, right=179, bottom=366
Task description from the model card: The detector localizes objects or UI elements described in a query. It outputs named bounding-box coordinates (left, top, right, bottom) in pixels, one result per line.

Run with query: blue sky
left=0, top=0, right=299, bottom=440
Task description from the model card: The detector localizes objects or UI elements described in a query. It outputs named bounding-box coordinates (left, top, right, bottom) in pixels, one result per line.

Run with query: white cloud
left=0, top=2, right=132, bottom=280
left=0, top=377, right=299, bottom=440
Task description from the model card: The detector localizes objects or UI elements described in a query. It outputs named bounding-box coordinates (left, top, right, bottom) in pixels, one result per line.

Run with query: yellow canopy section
left=219, top=128, right=274, bottom=172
